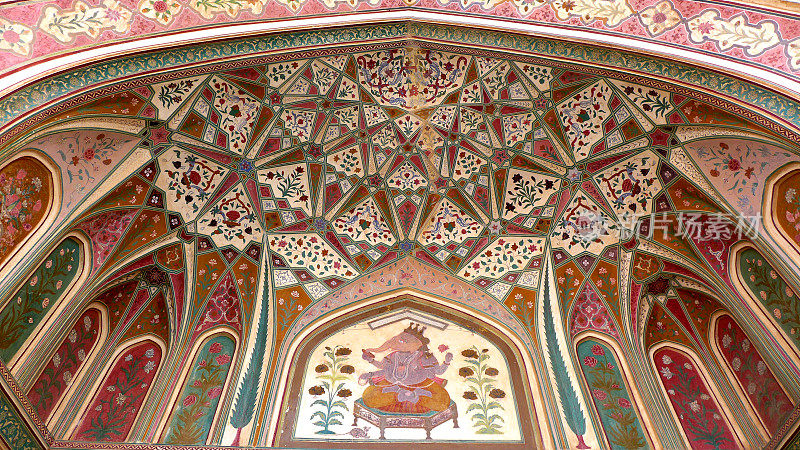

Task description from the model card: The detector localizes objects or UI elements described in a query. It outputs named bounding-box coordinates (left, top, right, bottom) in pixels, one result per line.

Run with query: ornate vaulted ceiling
left=0, top=20, right=799, bottom=450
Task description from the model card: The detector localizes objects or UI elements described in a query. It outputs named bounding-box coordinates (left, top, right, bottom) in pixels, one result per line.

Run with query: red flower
left=583, top=356, right=597, bottom=367
left=618, top=398, right=631, bottom=409
left=593, top=389, right=607, bottom=401
left=710, top=169, right=719, bottom=177
left=727, top=159, right=740, bottom=171
left=209, top=342, right=222, bottom=353
left=621, top=179, right=633, bottom=192
left=84, top=148, right=95, bottom=160
left=183, top=394, right=197, bottom=407
left=591, top=344, right=605, bottom=356
left=207, top=387, right=223, bottom=399
left=215, top=354, right=231, bottom=366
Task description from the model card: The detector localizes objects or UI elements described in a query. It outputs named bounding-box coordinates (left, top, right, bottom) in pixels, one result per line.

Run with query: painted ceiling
left=0, top=22, right=799, bottom=450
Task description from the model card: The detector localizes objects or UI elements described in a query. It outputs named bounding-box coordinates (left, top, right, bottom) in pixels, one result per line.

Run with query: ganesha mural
left=289, top=310, right=522, bottom=443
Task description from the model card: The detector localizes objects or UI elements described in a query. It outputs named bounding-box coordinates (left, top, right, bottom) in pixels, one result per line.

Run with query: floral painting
left=739, top=248, right=800, bottom=350
left=688, top=139, right=794, bottom=216
left=577, top=340, right=647, bottom=449
left=27, top=308, right=100, bottom=421
left=73, top=341, right=161, bottom=442
left=0, top=237, right=81, bottom=361
left=163, top=335, right=235, bottom=444
left=293, top=315, right=520, bottom=441
left=654, top=348, right=737, bottom=449
left=773, top=169, right=800, bottom=249
left=0, top=156, right=51, bottom=264
left=716, top=314, right=793, bottom=434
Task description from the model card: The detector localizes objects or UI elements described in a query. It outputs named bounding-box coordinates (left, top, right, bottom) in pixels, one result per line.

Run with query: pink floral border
left=0, top=0, right=799, bottom=85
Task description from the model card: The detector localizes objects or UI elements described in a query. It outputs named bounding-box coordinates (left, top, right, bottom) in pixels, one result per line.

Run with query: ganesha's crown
left=404, top=323, right=429, bottom=344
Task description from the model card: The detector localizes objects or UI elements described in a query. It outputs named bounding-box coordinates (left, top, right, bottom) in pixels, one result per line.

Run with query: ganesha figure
left=358, top=323, right=453, bottom=413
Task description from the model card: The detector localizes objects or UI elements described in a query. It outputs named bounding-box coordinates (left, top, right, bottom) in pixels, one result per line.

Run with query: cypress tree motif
left=543, top=269, right=590, bottom=449
left=229, top=287, right=269, bottom=446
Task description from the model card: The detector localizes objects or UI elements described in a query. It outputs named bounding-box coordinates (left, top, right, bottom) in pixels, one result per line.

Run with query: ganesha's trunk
left=367, top=340, right=394, bottom=353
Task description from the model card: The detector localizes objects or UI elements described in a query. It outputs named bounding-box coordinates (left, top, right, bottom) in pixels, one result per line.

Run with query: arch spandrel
left=0, top=21, right=798, bottom=449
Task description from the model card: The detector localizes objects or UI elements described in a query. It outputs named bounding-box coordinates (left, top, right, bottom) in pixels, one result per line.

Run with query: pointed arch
left=69, top=336, right=166, bottom=442
left=729, top=242, right=800, bottom=369
left=269, top=290, right=546, bottom=448
left=763, top=162, right=800, bottom=259
left=0, top=150, right=60, bottom=272
left=159, top=328, right=238, bottom=445
left=709, top=312, right=795, bottom=438
left=0, top=231, right=91, bottom=368
left=650, top=343, right=745, bottom=449
left=26, top=302, right=108, bottom=426
left=573, top=332, right=657, bottom=450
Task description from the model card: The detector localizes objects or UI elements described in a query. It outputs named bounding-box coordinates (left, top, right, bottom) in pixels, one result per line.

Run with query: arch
left=271, top=292, right=544, bottom=448
left=69, top=336, right=166, bottom=442
left=159, top=329, right=238, bottom=445
left=764, top=162, right=800, bottom=259
left=573, top=332, right=657, bottom=450
left=729, top=242, right=800, bottom=369
left=650, top=343, right=745, bottom=449
left=0, top=150, right=60, bottom=272
left=0, top=231, right=89, bottom=367
left=25, top=304, right=108, bottom=425
left=710, top=312, right=795, bottom=438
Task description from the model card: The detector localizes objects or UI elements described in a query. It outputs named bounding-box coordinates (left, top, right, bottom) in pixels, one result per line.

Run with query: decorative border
left=765, top=403, right=800, bottom=450
left=2, top=22, right=800, bottom=154
left=0, top=360, right=53, bottom=446
left=0, top=1, right=799, bottom=86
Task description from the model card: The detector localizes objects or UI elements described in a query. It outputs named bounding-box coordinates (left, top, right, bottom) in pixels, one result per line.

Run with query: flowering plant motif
left=139, top=0, right=182, bottom=25
left=76, top=344, right=161, bottom=441
left=259, top=165, right=312, bottom=216
left=740, top=249, right=800, bottom=348
left=165, top=337, right=234, bottom=445
left=198, top=184, right=263, bottom=250
left=596, top=152, right=662, bottom=220
left=0, top=238, right=80, bottom=361
left=156, top=79, right=195, bottom=108
left=29, top=310, right=99, bottom=420
left=268, top=234, right=357, bottom=279
left=779, top=182, right=800, bottom=244
left=552, top=193, right=616, bottom=255
left=39, top=0, right=132, bottom=43
left=686, top=10, right=780, bottom=56
left=696, top=143, right=762, bottom=194
left=579, top=342, right=645, bottom=449
left=159, top=148, right=228, bottom=221
left=503, top=170, right=560, bottom=221
left=333, top=198, right=396, bottom=250
left=656, top=350, right=735, bottom=449
left=620, top=84, right=672, bottom=118
left=571, top=288, right=619, bottom=338
left=209, top=76, right=261, bottom=154
left=419, top=199, right=482, bottom=247
left=717, top=315, right=792, bottom=432
left=638, top=2, right=682, bottom=36
left=307, top=345, right=353, bottom=434
left=0, top=164, right=45, bottom=256
left=56, top=132, right=134, bottom=208
left=459, top=236, right=543, bottom=281
left=0, top=19, right=33, bottom=56
left=557, top=81, right=612, bottom=161
left=460, top=346, right=506, bottom=434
